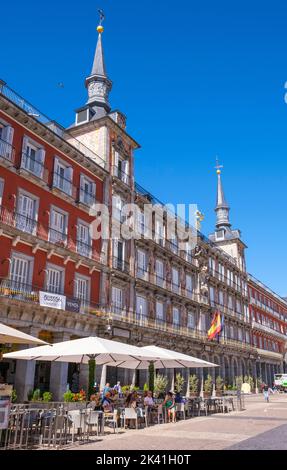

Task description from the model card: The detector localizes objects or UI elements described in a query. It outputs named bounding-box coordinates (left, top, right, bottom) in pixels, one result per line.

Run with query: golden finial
left=215, top=156, right=223, bottom=175
left=97, top=9, right=105, bottom=33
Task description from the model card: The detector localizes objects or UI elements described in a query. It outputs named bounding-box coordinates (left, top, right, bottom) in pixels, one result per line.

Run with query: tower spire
left=215, top=158, right=231, bottom=230
left=85, top=10, right=112, bottom=114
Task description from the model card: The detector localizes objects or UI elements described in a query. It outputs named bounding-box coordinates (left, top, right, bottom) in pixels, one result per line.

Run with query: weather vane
left=98, top=9, right=105, bottom=25
left=215, top=156, right=223, bottom=175
left=97, top=9, right=105, bottom=33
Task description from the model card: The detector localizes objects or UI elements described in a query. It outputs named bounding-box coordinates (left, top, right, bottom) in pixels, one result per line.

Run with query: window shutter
left=5, top=126, right=14, bottom=145
left=53, top=157, right=59, bottom=187
left=114, top=151, right=119, bottom=166
left=22, top=136, right=28, bottom=153
left=36, top=148, right=45, bottom=164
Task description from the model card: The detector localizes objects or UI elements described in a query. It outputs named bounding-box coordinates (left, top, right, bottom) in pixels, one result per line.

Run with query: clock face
left=88, top=81, right=106, bottom=98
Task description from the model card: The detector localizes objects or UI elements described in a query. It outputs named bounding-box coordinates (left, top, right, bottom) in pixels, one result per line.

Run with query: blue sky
left=2, top=0, right=287, bottom=295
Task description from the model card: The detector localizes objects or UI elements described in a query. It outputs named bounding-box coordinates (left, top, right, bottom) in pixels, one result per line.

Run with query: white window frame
left=187, top=311, right=195, bottom=329
left=79, top=174, right=96, bottom=206
left=112, top=286, right=123, bottom=314
left=49, top=205, right=68, bottom=244
left=16, top=189, right=39, bottom=235
left=53, top=157, right=73, bottom=196
left=45, top=263, right=65, bottom=294
left=74, top=273, right=91, bottom=307
left=156, top=301, right=164, bottom=322
left=172, top=267, right=179, bottom=293
left=0, top=120, right=14, bottom=160
left=136, top=295, right=147, bottom=317
left=77, top=219, right=92, bottom=257
left=0, top=178, right=4, bottom=206
left=21, top=136, right=45, bottom=177
left=10, top=251, right=34, bottom=288
left=172, top=307, right=180, bottom=326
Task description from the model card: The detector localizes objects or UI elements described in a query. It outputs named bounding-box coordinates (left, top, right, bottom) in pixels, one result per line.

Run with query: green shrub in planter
left=11, top=389, right=17, bottom=403
left=43, top=392, right=53, bottom=402
left=32, top=389, right=41, bottom=402
left=121, top=385, right=130, bottom=395
left=204, top=375, right=213, bottom=396
left=189, top=375, right=199, bottom=396
left=216, top=376, right=224, bottom=392
left=154, top=374, right=168, bottom=398
left=143, top=383, right=149, bottom=392
left=63, top=389, right=74, bottom=402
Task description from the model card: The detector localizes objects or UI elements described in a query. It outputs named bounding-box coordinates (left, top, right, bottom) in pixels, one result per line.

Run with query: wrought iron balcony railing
left=52, top=171, right=76, bottom=198
left=0, top=205, right=100, bottom=262
left=112, top=256, right=130, bottom=274
left=0, top=81, right=107, bottom=170
left=76, top=239, right=92, bottom=258
left=112, top=166, right=130, bottom=186
left=21, top=152, right=45, bottom=179
left=0, top=137, right=15, bottom=163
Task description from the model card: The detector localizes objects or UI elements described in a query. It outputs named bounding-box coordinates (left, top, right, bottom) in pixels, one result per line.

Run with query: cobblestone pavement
left=69, top=394, right=287, bottom=450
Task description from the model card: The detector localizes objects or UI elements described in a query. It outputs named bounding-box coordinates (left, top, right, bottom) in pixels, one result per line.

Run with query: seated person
left=102, top=392, right=113, bottom=412
left=163, top=392, right=176, bottom=423
left=125, top=391, right=137, bottom=408
left=144, top=391, right=154, bottom=408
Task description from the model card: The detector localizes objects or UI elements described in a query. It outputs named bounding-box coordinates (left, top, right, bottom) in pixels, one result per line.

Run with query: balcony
left=0, top=137, right=14, bottom=163
left=0, top=278, right=100, bottom=316
left=112, top=166, right=130, bottom=186
left=76, top=239, right=92, bottom=258
left=78, top=187, right=96, bottom=207
left=136, top=266, right=149, bottom=281
left=155, top=273, right=166, bottom=289
left=252, top=320, right=287, bottom=341
left=0, top=205, right=101, bottom=263
left=49, top=227, right=68, bottom=246
left=52, top=171, right=76, bottom=198
left=21, top=152, right=44, bottom=179
left=112, top=256, right=130, bottom=274
left=15, top=212, right=37, bottom=235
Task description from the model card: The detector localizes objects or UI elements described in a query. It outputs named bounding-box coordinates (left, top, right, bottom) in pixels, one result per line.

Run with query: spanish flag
left=207, top=311, right=222, bottom=340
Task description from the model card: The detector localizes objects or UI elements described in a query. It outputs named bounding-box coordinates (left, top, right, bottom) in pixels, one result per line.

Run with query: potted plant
left=154, top=374, right=168, bottom=398
left=204, top=375, right=213, bottom=398
left=31, top=388, right=41, bottom=402
left=42, top=391, right=53, bottom=402
left=216, top=376, right=224, bottom=396
left=121, top=385, right=130, bottom=396
left=174, top=373, right=185, bottom=395
left=189, top=374, right=199, bottom=398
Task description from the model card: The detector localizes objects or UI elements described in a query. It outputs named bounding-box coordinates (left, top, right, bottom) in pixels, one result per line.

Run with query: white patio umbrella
left=0, top=322, right=48, bottom=345
left=137, top=345, right=218, bottom=369
left=3, top=336, right=160, bottom=368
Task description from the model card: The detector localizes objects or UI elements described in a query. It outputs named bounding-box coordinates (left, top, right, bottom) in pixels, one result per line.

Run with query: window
left=187, top=311, right=195, bottom=329
left=112, top=194, right=123, bottom=222
left=0, top=122, right=14, bottom=160
left=137, top=249, right=147, bottom=279
left=209, top=257, right=215, bottom=275
left=74, top=274, right=90, bottom=307
left=49, top=207, right=68, bottom=244
left=10, top=252, right=33, bottom=288
left=77, top=221, right=91, bottom=257
left=238, top=328, right=243, bottom=341
left=16, top=191, right=38, bottom=234
left=228, top=295, right=233, bottom=310
left=46, top=264, right=64, bottom=294
left=209, top=287, right=215, bottom=305
left=21, top=137, right=45, bottom=177
left=219, top=290, right=224, bottom=306
left=113, top=239, right=125, bottom=271
left=156, top=301, right=164, bottom=322
left=236, top=299, right=242, bottom=314
left=170, top=237, right=178, bottom=254
left=155, top=219, right=165, bottom=246
left=114, top=151, right=129, bottom=184
left=172, top=307, right=180, bottom=326
left=79, top=174, right=96, bottom=206
left=155, top=259, right=164, bottom=286
left=186, top=274, right=193, bottom=298
left=112, top=286, right=123, bottom=314
left=136, top=295, right=147, bottom=317
left=199, top=313, right=206, bottom=332
left=246, top=331, right=250, bottom=344
left=172, top=268, right=179, bottom=293
left=137, top=209, right=145, bottom=236
left=53, top=157, right=73, bottom=196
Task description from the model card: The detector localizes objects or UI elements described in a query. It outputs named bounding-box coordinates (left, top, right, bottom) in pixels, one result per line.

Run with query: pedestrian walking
left=263, top=383, right=270, bottom=402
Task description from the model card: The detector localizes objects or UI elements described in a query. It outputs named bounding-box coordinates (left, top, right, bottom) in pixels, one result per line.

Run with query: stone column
left=49, top=332, right=70, bottom=401
left=14, top=327, right=39, bottom=402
